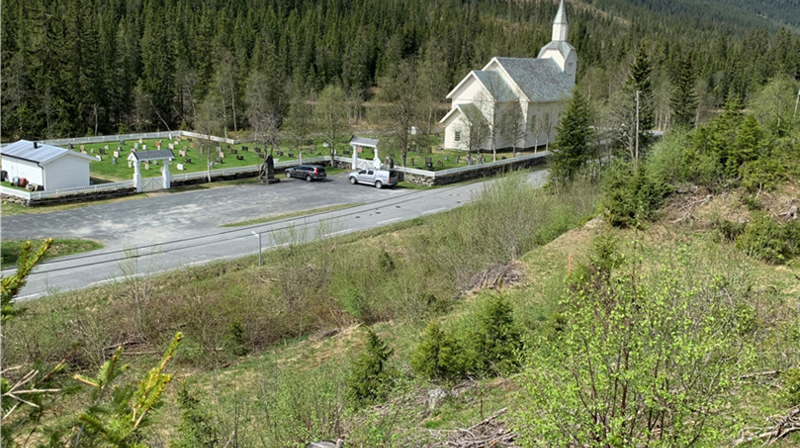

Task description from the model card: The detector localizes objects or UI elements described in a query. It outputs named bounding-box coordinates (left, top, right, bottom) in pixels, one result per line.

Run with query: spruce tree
left=551, top=90, right=593, bottom=186
left=345, top=327, right=395, bottom=405
left=670, top=52, right=699, bottom=128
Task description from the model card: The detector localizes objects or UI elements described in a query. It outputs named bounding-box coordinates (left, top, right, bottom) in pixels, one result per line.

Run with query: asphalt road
left=1, top=170, right=548, bottom=299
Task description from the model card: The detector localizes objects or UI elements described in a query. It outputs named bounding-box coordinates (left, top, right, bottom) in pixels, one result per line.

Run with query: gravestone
left=144, top=162, right=149, bottom=170
left=277, top=151, right=283, bottom=156
left=138, top=138, right=143, bottom=144
left=190, top=142, right=195, bottom=148
left=425, top=157, right=433, bottom=170
left=68, top=143, right=74, bottom=149
left=177, top=163, right=184, bottom=170
left=437, top=160, right=443, bottom=166
left=236, top=155, right=244, bottom=161
left=142, top=144, right=147, bottom=150
left=243, top=146, right=248, bottom=151
left=516, top=152, right=521, bottom=157
left=258, top=153, right=266, bottom=159
left=185, top=157, right=192, bottom=164
left=153, top=160, right=158, bottom=165
left=215, top=157, right=223, bottom=164
left=99, top=148, right=105, bottom=155
left=454, top=156, right=460, bottom=164
left=187, top=138, right=192, bottom=142
left=113, top=151, right=119, bottom=158
left=117, top=146, right=122, bottom=152
left=95, top=155, right=102, bottom=161
left=232, top=149, right=238, bottom=154
left=344, top=150, right=350, bottom=156
left=288, top=153, right=293, bottom=158
left=134, top=143, right=139, bottom=149
left=179, top=150, right=186, bottom=157
left=104, top=145, right=109, bottom=150
left=501, top=156, right=506, bottom=160
left=410, top=158, right=414, bottom=165
left=255, top=147, right=262, bottom=153
left=218, top=151, right=225, bottom=158
left=242, top=146, right=249, bottom=151
left=90, top=148, right=94, bottom=154
left=112, top=157, right=117, bottom=165
left=120, top=140, right=125, bottom=145
left=169, top=143, right=174, bottom=150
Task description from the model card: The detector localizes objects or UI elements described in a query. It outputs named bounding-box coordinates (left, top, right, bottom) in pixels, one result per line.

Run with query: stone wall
left=398, top=154, right=549, bottom=186
left=2, top=187, right=138, bottom=207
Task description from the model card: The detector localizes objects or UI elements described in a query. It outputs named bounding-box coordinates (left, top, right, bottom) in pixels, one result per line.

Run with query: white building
left=1, top=140, right=94, bottom=190
left=441, top=0, right=577, bottom=152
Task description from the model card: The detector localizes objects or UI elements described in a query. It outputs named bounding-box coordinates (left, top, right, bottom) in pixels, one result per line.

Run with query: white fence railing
left=0, top=186, right=31, bottom=200
left=21, top=130, right=258, bottom=148
left=1, top=180, right=135, bottom=201
left=334, top=152, right=549, bottom=178
left=170, top=156, right=329, bottom=183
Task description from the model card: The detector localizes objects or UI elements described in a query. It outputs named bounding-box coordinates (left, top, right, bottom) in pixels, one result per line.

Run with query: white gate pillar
left=133, top=161, right=143, bottom=192
left=162, top=164, right=171, bottom=189
left=351, top=147, right=357, bottom=170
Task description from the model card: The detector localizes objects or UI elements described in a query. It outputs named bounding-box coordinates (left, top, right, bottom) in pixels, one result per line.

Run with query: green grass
left=220, top=203, right=365, bottom=227
left=65, top=134, right=538, bottom=181
left=0, top=238, right=103, bottom=267
left=1, top=180, right=30, bottom=192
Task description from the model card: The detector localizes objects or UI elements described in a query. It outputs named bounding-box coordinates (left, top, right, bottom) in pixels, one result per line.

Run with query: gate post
left=133, top=161, right=143, bottom=192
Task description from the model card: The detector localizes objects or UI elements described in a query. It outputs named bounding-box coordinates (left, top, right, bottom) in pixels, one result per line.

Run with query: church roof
left=349, top=136, right=380, bottom=147
left=471, top=70, right=516, bottom=102
left=492, top=57, right=574, bottom=103
left=439, top=102, right=489, bottom=125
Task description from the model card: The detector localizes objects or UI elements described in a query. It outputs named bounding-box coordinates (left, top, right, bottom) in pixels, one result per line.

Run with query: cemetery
left=67, top=137, right=319, bottom=182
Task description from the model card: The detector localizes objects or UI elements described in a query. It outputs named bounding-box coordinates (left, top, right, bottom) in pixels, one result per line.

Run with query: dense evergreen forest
left=1, top=0, right=799, bottom=141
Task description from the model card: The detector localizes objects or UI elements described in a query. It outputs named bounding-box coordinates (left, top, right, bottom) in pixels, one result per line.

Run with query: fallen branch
left=733, top=406, right=800, bottom=446
left=738, top=370, right=782, bottom=380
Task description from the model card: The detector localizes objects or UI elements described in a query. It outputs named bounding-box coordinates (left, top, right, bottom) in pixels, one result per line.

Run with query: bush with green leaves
left=517, top=235, right=757, bottom=447
left=345, top=327, right=396, bottom=405
left=410, top=321, right=467, bottom=381
left=783, top=367, right=800, bottom=406
left=735, top=214, right=800, bottom=264
left=465, top=294, right=523, bottom=377
left=602, top=161, right=670, bottom=227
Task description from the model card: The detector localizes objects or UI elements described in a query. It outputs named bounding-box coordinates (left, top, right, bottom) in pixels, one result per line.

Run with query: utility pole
left=634, top=90, right=640, bottom=172
left=794, top=87, right=800, bottom=119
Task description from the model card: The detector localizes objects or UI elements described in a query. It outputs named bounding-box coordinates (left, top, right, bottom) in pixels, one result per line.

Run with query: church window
left=454, top=131, right=461, bottom=142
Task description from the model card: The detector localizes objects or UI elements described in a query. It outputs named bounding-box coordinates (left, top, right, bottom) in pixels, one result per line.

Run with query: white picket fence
left=1, top=180, right=135, bottom=201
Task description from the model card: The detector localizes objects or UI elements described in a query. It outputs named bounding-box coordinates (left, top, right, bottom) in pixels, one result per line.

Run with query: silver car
left=348, top=168, right=399, bottom=189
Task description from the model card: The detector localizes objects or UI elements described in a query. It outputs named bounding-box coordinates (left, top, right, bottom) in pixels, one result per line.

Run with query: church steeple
left=552, top=0, right=568, bottom=42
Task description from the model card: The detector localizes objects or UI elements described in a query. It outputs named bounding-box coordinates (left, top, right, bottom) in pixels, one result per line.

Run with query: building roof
left=0, top=140, right=96, bottom=165
left=439, top=102, right=489, bottom=125
left=472, top=70, right=517, bottom=102
left=129, top=149, right=175, bottom=161
left=537, top=40, right=576, bottom=59
left=349, top=136, right=380, bottom=148
left=491, top=57, right=574, bottom=103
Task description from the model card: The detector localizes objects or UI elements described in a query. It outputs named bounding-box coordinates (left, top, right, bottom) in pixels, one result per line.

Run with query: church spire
left=552, top=0, right=568, bottom=42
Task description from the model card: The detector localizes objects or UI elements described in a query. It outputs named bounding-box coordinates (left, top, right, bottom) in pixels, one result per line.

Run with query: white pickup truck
left=347, top=168, right=399, bottom=189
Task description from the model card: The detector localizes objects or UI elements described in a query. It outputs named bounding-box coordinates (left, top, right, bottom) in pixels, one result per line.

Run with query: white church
left=441, top=0, right=577, bottom=152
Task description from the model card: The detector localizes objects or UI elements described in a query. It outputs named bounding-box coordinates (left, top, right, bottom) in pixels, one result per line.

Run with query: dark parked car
left=285, top=165, right=327, bottom=181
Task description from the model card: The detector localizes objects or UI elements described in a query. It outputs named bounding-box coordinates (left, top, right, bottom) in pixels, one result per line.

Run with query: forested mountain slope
left=1, top=0, right=798, bottom=141
left=594, top=0, right=800, bottom=30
